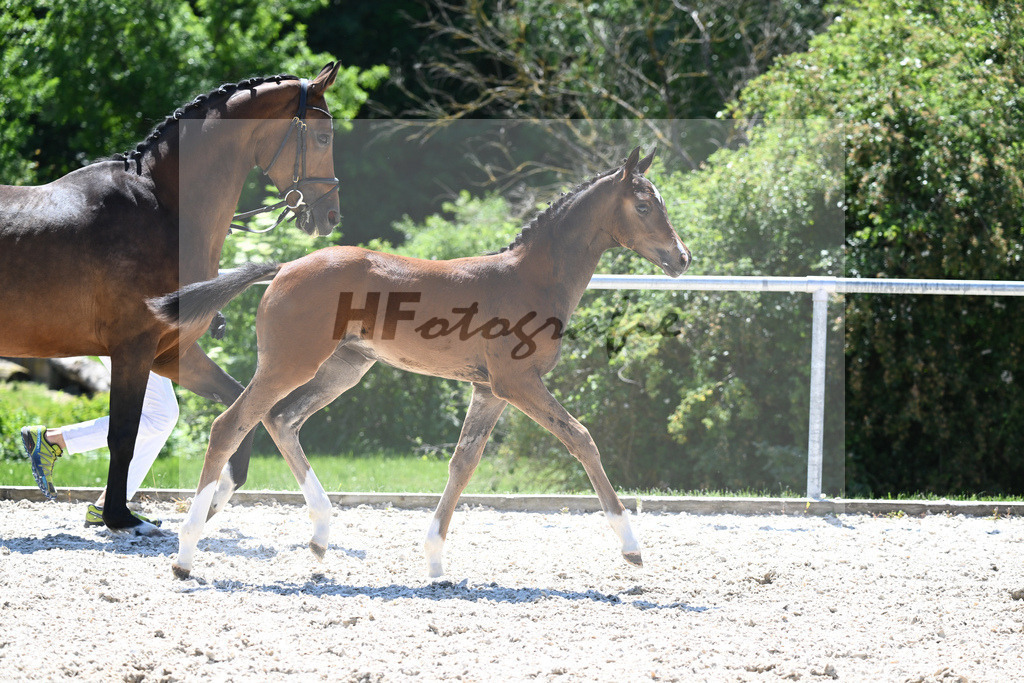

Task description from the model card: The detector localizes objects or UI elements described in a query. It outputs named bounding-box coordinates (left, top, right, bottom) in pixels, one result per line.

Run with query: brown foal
left=156, top=147, right=691, bottom=578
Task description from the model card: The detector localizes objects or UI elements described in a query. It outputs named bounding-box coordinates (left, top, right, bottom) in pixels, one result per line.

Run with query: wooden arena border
left=2, top=486, right=1021, bottom=518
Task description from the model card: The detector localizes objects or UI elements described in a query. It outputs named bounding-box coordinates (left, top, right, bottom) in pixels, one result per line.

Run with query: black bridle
left=231, top=78, right=340, bottom=234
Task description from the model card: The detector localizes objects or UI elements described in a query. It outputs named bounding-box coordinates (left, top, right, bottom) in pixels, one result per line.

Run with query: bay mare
left=151, top=147, right=692, bottom=578
left=0, top=62, right=344, bottom=531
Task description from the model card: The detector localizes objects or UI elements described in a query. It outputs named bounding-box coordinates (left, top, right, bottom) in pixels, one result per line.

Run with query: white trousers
left=61, top=357, right=178, bottom=499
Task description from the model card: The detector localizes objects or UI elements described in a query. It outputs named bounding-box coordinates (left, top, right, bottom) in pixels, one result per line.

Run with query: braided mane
left=495, top=166, right=620, bottom=254
left=114, top=73, right=299, bottom=172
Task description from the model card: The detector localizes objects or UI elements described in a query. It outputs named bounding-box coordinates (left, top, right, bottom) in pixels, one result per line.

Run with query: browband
left=297, top=78, right=309, bottom=120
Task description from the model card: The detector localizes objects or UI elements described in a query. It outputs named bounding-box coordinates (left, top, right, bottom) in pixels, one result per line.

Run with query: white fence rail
left=236, top=269, right=1024, bottom=499
left=589, top=275, right=1024, bottom=499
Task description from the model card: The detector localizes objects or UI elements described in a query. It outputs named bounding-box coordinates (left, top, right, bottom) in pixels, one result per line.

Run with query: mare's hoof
left=622, top=551, right=644, bottom=567
left=133, top=521, right=165, bottom=537
left=107, top=520, right=164, bottom=537
left=309, top=541, right=327, bottom=561
left=427, top=561, right=444, bottom=579
left=171, top=564, right=191, bottom=580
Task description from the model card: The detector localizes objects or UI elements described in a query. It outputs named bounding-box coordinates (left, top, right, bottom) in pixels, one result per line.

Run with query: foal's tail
left=148, top=261, right=282, bottom=328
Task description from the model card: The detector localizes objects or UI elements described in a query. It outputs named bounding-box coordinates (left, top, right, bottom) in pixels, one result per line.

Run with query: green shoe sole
left=22, top=425, right=61, bottom=501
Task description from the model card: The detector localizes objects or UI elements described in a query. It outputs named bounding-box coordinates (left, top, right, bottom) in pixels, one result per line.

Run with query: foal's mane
left=494, top=166, right=620, bottom=254
left=114, top=73, right=299, bottom=172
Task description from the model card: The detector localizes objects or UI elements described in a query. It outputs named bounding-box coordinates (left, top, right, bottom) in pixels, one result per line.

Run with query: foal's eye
left=635, top=201, right=651, bottom=215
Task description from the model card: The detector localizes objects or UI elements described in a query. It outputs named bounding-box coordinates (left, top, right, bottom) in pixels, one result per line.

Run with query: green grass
left=1, top=451, right=567, bottom=494
left=6, top=451, right=1024, bottom=500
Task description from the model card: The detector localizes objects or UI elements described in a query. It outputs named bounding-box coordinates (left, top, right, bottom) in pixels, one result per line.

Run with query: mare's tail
left=148, top=261, right=282, bottom=327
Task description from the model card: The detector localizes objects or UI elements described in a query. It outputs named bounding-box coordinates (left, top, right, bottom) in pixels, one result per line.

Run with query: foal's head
left=254, top=62, right=343, bottom=237
left=604, top=147, right=691, bottom=277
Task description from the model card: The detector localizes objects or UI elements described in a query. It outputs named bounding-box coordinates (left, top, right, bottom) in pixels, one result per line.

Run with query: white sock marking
left=608, top=510, right=641, bottom=555
left=424, top=517, right=445, bottom=577
left=175, top=481, right=218, bottom=573
left=209, top=464, right=235, bottom=516
left=299, top=467, right=331, bottom=550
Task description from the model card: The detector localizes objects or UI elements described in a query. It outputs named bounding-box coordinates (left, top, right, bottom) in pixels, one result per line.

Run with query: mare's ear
left=620, top=146, right=641, bottom=181
left=637, top=147, right=656, bottom=175
left=310, top=62, right=342, bottom=94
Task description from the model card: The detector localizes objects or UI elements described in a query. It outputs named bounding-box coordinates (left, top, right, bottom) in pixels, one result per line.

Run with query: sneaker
left=84, top=503, right=163, bottom=528
left=21, top=425, right=62, bottom=501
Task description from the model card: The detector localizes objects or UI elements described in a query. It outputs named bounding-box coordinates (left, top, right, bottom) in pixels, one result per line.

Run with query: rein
left=230, top=78, right=339, bottom=234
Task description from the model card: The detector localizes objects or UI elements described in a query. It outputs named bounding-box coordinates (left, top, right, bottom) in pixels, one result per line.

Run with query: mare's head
left=254, top=62, right=343, bottom=237
left=602, top=147, right=691, bottom=277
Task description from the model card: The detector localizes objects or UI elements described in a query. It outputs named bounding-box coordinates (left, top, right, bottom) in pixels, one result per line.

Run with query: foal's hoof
left=309, top=541, right=327, bottom=561
left=622, top=551, right=644, bottom=567
left=171, top=564, right=191, bottom=580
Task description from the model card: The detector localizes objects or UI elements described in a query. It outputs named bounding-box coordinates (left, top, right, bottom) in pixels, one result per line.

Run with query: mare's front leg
left=425, top=384, right=507, bottom=577
left=105, top=343, right=162, bottom=535
left=263, top=347, right=376, bottom=561
left=159, top=341, right=255, bottom=519
left=492, top=373, right=642, bottom=568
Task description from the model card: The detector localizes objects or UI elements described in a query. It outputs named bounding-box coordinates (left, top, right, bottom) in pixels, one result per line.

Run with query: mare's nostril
left=328, top=210, right=339, bottom=225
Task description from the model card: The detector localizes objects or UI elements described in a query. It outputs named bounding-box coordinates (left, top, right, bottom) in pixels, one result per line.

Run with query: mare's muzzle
left=287, top=179, right=340, bottom=237
left=657, top=243, right=691, bottom=278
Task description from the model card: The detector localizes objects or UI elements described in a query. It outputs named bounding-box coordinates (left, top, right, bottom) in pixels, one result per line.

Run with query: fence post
left=806, top=287, right=829, bottom=499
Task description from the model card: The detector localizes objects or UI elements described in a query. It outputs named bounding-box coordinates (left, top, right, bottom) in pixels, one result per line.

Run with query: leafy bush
left=492, top=125, right=845, bottom=493
left=734, top=0, right=1024, bottom=495
left=0, top=382, right=110, bottom=460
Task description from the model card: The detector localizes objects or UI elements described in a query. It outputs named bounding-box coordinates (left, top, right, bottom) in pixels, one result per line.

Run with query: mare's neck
left=146, top=118, right=261, bottom=285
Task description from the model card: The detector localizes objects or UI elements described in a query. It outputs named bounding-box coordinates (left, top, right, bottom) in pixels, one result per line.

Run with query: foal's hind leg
left=425, top=384, right=507, bottom=577
left=493, top=373, right=642, bottom=568
left=263, top=347, right=375, bottom=561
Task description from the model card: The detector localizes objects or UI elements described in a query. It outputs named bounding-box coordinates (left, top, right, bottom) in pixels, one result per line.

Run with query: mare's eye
left=317, top=133, right=331, bottom=145
left=635, top=201, right=651, bottom=215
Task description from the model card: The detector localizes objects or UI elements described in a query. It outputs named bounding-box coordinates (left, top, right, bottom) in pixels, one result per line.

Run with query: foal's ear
left=637, top=147, right=656, bottom=175
left=311, top=61, right=342, bottom=93
left=620, top=146, right=641, bottom=181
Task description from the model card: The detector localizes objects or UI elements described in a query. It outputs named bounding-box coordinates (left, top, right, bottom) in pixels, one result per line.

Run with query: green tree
left=0, top=0, right=386, bottom=184
left=391, top=0, right=832, bottom=162
left=734, top=0, right=1024, bottom=494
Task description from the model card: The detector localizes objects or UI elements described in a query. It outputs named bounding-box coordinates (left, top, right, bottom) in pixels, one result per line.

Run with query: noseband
left=231, top=78, right=339, bottom=234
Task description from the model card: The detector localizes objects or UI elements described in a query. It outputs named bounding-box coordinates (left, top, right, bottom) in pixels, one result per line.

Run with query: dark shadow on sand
left=177, top=575, right=709, bottom=612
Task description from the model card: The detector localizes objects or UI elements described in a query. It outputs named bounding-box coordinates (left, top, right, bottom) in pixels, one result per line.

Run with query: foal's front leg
left=494, top=374, right=642, bottom=567
left=164, top=342, right=254, bottom=519
left=425, top=384, right=507, bottom=577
